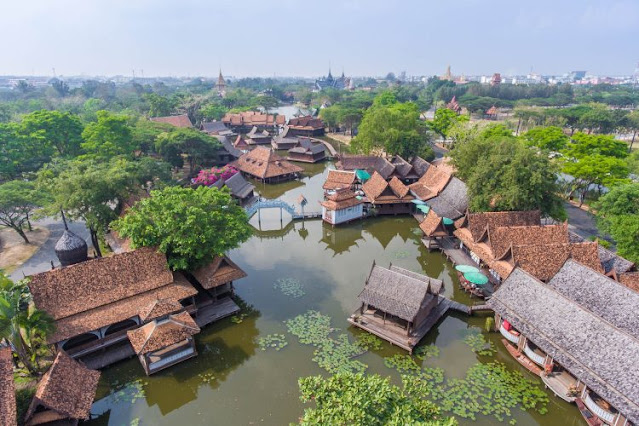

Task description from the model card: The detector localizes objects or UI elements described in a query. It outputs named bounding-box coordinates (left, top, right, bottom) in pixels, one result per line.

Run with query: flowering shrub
left=193, top=165, right=238, bottom=186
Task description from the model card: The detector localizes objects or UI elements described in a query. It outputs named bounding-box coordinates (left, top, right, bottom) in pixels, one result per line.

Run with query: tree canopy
left=0, top=180, right=47, bottom=243
left=81, top=110, right=136, bottom=158
left=21, top=110, right=84, bottom=157
left=522, top=126, right=569, bottom=151
left=594, top=184, right=639, bottom=264
left=112, top=185, right=252, bottom=270
left=155, top=127, right=220, bottom=175
left=430, top=108, right=468, bottom=143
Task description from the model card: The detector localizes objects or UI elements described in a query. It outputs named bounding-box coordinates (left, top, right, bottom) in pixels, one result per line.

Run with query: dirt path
left=0, top=227, right=50, bottom=274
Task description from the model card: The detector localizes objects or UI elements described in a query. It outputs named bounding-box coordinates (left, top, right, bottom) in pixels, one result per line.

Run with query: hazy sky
left=1, top=0, right=638, bottom=78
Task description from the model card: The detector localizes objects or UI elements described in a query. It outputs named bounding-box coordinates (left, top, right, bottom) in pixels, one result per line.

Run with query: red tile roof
left=150, top=114, right=192, bottom=128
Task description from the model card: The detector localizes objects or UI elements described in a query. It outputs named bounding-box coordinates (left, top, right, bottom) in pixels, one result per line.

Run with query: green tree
left=81, top=110, right=136, bottom=158
left=523, top=126, right=569, bottom=151
left=0, top=122, right=53, bottom=179
left=578, top=103, right=616, bottom=134
left=298, top=372, right=455, bottom=426
left=112, top=186, right=252, bottom=270
left=622, top=109, right=639, bottom=151
left=431, top=108, right=468, bottom=143
left=200, top=103, right=228, bottom=121
left=0, top=180, right=47, bottom=243
left=155, top=128, right=220, bottom=175
left=144, top=93, right=177, bottom=117
left=0, top=275, right=55, bottom=374
left=21, top=110, right=84, bottom=157
left=564, top=132, right=628, bottom=159
left=562, top=155, right=629, bottom=204
left=594, top=184, right=639, bottom=263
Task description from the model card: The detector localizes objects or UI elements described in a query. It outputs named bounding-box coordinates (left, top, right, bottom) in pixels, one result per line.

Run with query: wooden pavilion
left=348, top=263, right=444, bottom=352
left=191, top=255, right=247, bottom=299
left=287, top=137, right=326, bottom=163
left=233, top=146, right=303, bottom=183
left=246, top=127, right=272, bottom=146
left=127, top=311, right=200, bottom=375
left=286, top=116, right=325, bottom=136
left=0, top=347, right=16, bottom=426
left=24, top=351, right=100, bottom=426
left=362, top=172, right=414, bottom=215
left=320, top=189, right=363, bottom=225
left=323, top=169, right=357, bottom=192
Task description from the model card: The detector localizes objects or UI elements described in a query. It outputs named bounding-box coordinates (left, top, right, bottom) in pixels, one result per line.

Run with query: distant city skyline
left=1, top=0, right=638, bottom=78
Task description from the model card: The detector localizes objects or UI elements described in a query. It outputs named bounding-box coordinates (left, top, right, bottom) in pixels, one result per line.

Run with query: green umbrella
left=417, top=205, right=430, bottom=213
left=442, top=217, right=454, bottom=225
left=455, top=264, right=480, bottom=273
left=411, top=199, right=426, bottom=205
left=463, top=271, right=489, bottom=285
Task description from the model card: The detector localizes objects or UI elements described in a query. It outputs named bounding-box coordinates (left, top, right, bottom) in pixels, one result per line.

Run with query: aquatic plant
left=384, top=354, right=422, bottom=374
left=392, top=249, right=411, bottom=259
left=354, top=333, right=384, bottom=351
left=197, top=372, right=216, bottom=383
left=130, top=419, right=140, bottom=426
left=463, top=329, right=497, bottom=356
left=111, top=379, right=146, bottom=404
left=284, top=311, right=333, bottom=345
left=258, top=334, right=288, bottom=351
left=414, top=344, right=440, bottom=359
left=273, top=277, right=306, bottom=298
left=485, top=317, right=495, bottom=332
left=230, top=295, right=259, bottom=324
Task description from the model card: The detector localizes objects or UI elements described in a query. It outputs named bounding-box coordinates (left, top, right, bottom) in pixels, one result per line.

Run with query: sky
left=1, top=0, right=638, bottom=78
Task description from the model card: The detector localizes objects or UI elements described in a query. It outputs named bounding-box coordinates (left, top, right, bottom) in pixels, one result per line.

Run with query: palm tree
left=0, top=277, right=54, bottom=374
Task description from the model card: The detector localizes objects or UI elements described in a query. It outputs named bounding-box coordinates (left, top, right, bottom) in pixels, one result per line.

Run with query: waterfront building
left=271, top=126, right=300, bottom=150
left=409, top=165, right=468, bottom=220
left=192, top=255, right=247, bottom=299
left=286, top=116, right=325, bottom=136
left=489, top=261, right=639, bottom=426
left=201, top=121, right=229, bottom=135
left=287, top=137, right=326, bottom=163
left=246, top=127, right=272, bottom=146
left=389, top=155, right=421, bottom=183
left=216, top=135, right=243, bottom=164
left=233, top=146, right=303, bottom=183
left=362, top=173, right=414, bottom=215
left=320, top=189, right=363, bottom=225
left=322, top=169, right=356, bottom=192
left=222, top=111, right=285, bottom=133
left=336, top=155, right=396, bottom=180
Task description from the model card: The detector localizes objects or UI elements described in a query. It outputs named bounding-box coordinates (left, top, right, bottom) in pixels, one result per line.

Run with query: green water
left=86, top=162, right=585, bottom=426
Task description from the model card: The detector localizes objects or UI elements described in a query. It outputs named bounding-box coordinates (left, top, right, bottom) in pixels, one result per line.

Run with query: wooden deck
left=501, top=339, right=542, bottom=376
left=542, top=371, right=578, bottom=403
left=575, top=398, right=604, bottom=426
left=195, top=297, right=240, bottom=327
left=348, top=297, right=463, bottom=353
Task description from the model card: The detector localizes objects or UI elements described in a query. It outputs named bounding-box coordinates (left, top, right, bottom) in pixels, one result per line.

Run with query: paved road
left=563, top=202, right=616, bottom=247
left=9, top=218, right=92, bottom=281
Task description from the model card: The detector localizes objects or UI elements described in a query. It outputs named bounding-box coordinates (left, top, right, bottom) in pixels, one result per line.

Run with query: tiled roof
left=410, top=156, right=431, bottom=177
left=191, top=255, right=247, bottom=289
left=362, top=172, right=389, bottom=201
left=320, top=189, right=362, bottom=210
left=323, top=170, right=356, bottom=190
left=419, top=210, right=448, bottom=238
left=0, top=347, right=16, bottom=426
left=489, top=223, right=569, bottom=259
left=619, top=272, right=639, bottom=292
left=28, top=351, right=100, bottom=421
left=466, top=210, right=541, bottom=242
left=426, top=177, right=468, bottom=219
left=127, top=311, right=200, bottom=355
left=138, top=298, right=184, bottom=323
left=222, top=111, right=284, bottom=127
left=337, top=155, right=396, bottom=180
left=390, top=155, right=414, bottom=178
left=388, top=176, right=409, bottom=198
left=287, top=116, right=324, bottom=130
left=150, top=114, right=192, bottom=128
left=233, top=147, right=303, bottom=179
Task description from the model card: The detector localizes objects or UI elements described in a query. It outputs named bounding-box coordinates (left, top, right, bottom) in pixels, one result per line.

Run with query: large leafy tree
left=112, top=186, right=252, bottom=271
left=352, top=92, right=432, bottom=159
left=564, top=132, right=628, bottom=159
left=562, top=155, right=629, bottom=204
left=0, top=122, right=52, bottom=180
left=431, top=108, right=468, bottom=144
left=622, top=109, right=639, bottom=151
left=0, top=180, right=47, bottom=244
left=21, top=110, right=84, bottom=157
left=594, top=184, right=639, bottom=263
left=0, top=275, right=55, bottom=374
left=81, top=110, right=136, bottom=158
left=298, top=372, right=455, bottom=425
left=522, top=126, right=569, bottom=151
left=155, top=128, right=220, bottom=176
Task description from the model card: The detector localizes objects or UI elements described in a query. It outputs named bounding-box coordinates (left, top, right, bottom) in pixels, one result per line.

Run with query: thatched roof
left=0, top=347, right=16, bottom=426
left=150, top=114, right=192, bottom=128
left=336, top=155, right=395, bottom=180
left=320, top=189, right=362, bottom=210
left=420, top=210, right=448, bottom=238
left=27, top=351, right=100, bottom=422
left=192, top=255, right=247, bottom=289
left=138, top=298, right=184, bottom=323
left=233, top=147, right=303, bottom=179
left=223, top=172, right=254, bottom=199
left=410, top=156, right=431, bottom=177
left=389, top=264, right=444, bottom=294
left=465, top=210, right=541, bottom=242
left=127, top=311, right=200, bottom=355
left=358, top=264, right=435, bottom=322
left=426, top=177, right=468, bottom=219
left=28, top=248, right=197, bottom=343
left=323, top=170, right=356, bottom=190
left=490, top=223, right=569, bottom=259
left=619, top=272, right=639, bottom=292
left=489, top=266, right=639, bottom=424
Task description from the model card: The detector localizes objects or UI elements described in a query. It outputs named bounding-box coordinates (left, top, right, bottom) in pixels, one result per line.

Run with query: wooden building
left=323, top=170, right=356, bottom=192
left=348, top=263, right=444, bottom=352
left=233, top=135, right=251, bottom=152
left=222, top=111, right=285, bottom=133
left=409, top=163, right=468, bottom=220
left=192, top=255, right=247, bottom=299
left=150, top=114, right=193, bottom=128
left=233, top=146, right=303, bottom=183
left=390, top=155, right=421, bottom=183
left=27, top=248, right=198, bottom=367
left=286, top=116, right=325, bottom=136
left=222, top=172, right=255, bottom=206
left=127, top=311, right=200, bottom=375
left=362, top=172, right=414, bottom=215
left=287, top=137, right=326, bottom=163
left=320, top=189, right=363, bottom=225
left=24, top=351, right=100, bottom=426
left=489, top=261, right=639, bottom=426
left=336, top=155, right=396, bottom=180
left=271, top=126, right=300, bottom=150
left=246, top=127, right=272, bottom=146
left=0, top=347, right=16, bottom=426
left=201, top=121, right=229, bottom=135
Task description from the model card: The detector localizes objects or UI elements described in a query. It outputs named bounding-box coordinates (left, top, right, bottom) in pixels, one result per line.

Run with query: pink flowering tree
left=193, top=165, right=238, bottom=186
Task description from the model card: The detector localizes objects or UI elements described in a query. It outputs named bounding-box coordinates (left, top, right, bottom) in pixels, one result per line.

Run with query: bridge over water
left=245, top=198, right=321, bottom=223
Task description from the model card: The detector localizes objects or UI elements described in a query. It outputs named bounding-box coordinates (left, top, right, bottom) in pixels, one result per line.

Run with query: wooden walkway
left=319, top=140, right=338, bottom=157
left=469, top=304, right=492, bottom=313
left=195, top=297, right=240, bottom=328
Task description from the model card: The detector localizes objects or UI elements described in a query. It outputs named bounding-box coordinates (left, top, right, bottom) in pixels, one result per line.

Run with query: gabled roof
left=233, top=146, right=303, bottom=179
left=358, top=264, right=434, bottom=322
left=138, top=298, right=184, bottom=323
left=323, top=170, right=356, bottom=190
left=201, top=121, right=228, bottom=134
left=218, top=136, right=242, bottom=158
left=127, top=311, right=200, bottom=355
left=320, top=189, right=362, bottom=210
left=408, top=164, right=451, bottom=201
left=466, top=210, right=541, bottom=242
left=568, top=231, right=635, bottom=274
left=233, top=135, right=250, bottom=149
left=287, top=116, right=324, bottom=130
left=420, top=210, right=448, bottom=238
left=0, top=347, right=16, bottom=426
left=410, top=156, right=431, bottom=177
left=489, top=266, right=639, bottom=424
left=490, top=223, right=569, bottom=259
left=389, top=264, right=444, bottom=294
left=192, top=255, right=247, bottom=289
left=223, top=172, right=255, bottom=199
left=337, top=155, right=395, bottom=180
left=28, top=351, right=100, bottom=421
left=426, top=177, right=468, bottom=220
left=388, top=176, right=409, bottom=198
left=150, top=114, right=192, bottom=128
left=390, top=155, right=414, bottom=178
left=288, top=137, right=325, bottom=155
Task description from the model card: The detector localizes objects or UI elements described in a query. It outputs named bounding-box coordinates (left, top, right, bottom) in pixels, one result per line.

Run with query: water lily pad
left=274, top=278, right=306, bottom=298
left=258, top=334, right=288, bottom=351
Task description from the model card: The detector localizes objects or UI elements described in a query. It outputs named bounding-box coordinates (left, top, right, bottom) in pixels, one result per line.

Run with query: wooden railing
left=584, top=393, right=616, bottom=424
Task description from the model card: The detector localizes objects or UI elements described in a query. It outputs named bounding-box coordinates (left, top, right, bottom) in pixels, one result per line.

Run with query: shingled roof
left=320, top=189, right=362, bottom=210
left=410, top=156, right=431, bottom=177
left=323, top=170, right=356, bottom=190
left=358, top=264, right=435, bottom=322
left=337, top=155, right=396, bottom=180
left=619, top=272, right=639, bottom=292
left=287, top=116, right=324, bottom=130
left=420, top=209, right=449, bottom=238
left=490, top=223, right=569, bottom=259
left=389, top=264, right=444, bottom=294
left=138, top=298, right=184, bottom=323
left=26, top=351, right=100, bottom=423
left=233, top=147, right=303, bottom=179
left=201, top=121, right=228, bottom=134
left=223, top=172, right=255, bottom=199
left=465, top=210, right=541, bottom=242
left=150, top=114, right=192, bottom=128
left=218, top=136, right=242, bottom=158
left=28, top=248, right=197, bottom=343
left=288, top=137, right=325, bottom=155
left=127, top=311, right=200, bottom=355
left=568, top=231, right=635, bottom=275
left=426, top=177, right=468, bottom=220
left=390, top=155, right=415, bottom=178
left=191, top=255, right=247, bottom=290
left=0, top=347, right=16, bottom=426
left=489, top=266, right=639, bottom=424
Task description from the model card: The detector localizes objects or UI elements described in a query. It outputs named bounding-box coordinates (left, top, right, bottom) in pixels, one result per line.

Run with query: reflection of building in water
left=319, top=221, right=365, bottom=256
